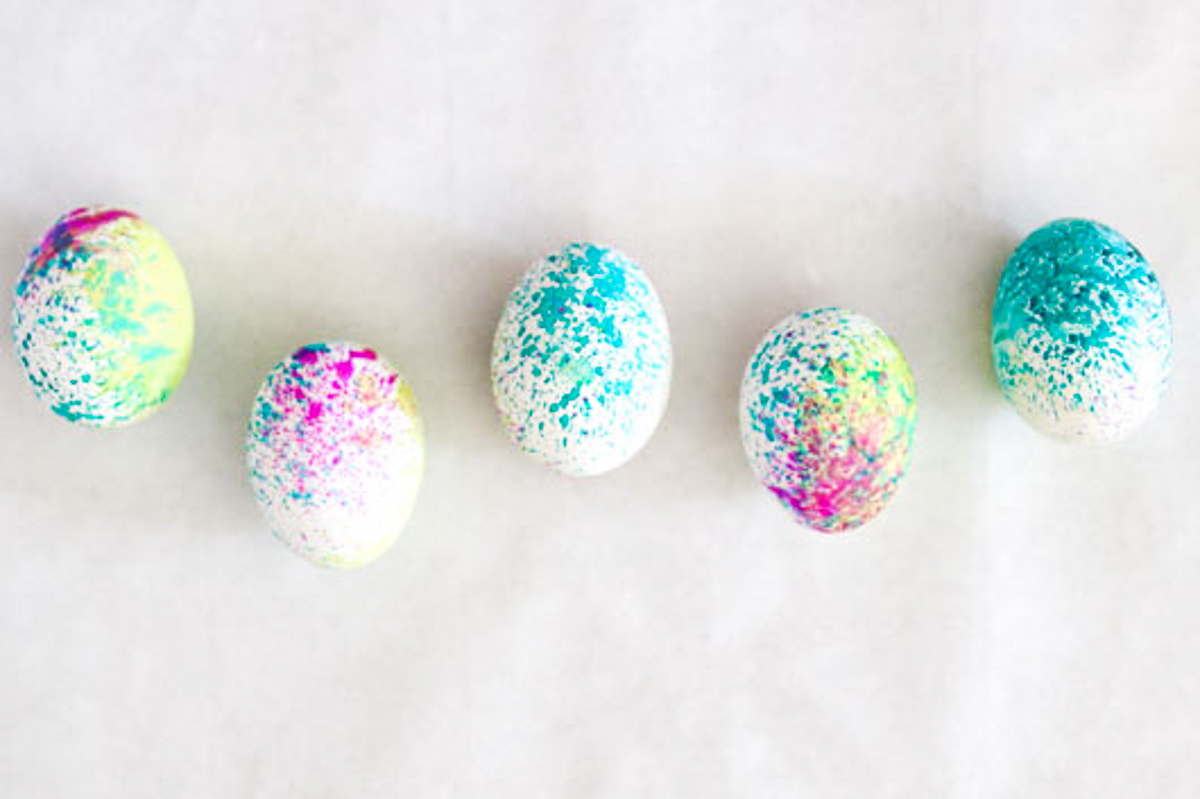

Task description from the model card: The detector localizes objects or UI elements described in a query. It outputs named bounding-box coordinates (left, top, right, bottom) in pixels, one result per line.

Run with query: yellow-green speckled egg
left=11, top=207, right=194, bottom=427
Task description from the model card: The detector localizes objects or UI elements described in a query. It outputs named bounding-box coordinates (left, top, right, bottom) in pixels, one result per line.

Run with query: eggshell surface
left=739, top=308, right=917, bottom=532
left=491, top=242, right=672, bottom=476
left=992, top=218, right=1173, bottom=442
left=11, top=206, right=194, bottom=426
left=245, top=341, right=425, bottom=569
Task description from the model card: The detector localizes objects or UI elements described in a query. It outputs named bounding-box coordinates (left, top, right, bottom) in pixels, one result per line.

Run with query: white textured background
left=1, top=1, right=1198, bottom=796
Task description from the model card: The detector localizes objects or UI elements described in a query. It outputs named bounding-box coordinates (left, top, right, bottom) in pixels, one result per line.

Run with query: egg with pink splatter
left=245, top=341, right=425, bottom=569
left=739, top=308, right=917, bottom=532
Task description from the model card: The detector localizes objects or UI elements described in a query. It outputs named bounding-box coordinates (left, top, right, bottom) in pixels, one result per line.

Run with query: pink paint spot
left=25, top=207, right=139, bottom=278
left=294, top=347, right=322, bottom=365
left=767, top=402, right=894, bottom=532
left=60, top=207, right=136, bottom=235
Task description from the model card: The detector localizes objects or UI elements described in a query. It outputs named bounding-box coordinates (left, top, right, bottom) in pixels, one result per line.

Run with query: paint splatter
left=245, top=341, right=424, bottom=569
left=739, top=308, right=917, bottom=532
left=10, top=206, right=194, bottom=426
left=992, top=219, right=1173, bottom=442
left=491, top=243, right=672, bottom=476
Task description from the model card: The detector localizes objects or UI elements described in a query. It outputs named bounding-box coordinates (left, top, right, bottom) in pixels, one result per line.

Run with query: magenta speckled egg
left=245, top=341, right=425, bottom=569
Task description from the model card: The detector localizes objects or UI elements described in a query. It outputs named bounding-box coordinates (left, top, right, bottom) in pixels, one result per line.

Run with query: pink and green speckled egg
left=739, top=308, right=917, bottom=532
left=245, top=341, right=425, bottom=569
left=11, top=206, right=194, bottom=426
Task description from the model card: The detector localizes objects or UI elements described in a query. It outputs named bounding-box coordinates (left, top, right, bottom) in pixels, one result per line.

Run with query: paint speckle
left=491, top=243, right=672, bottom=476
left=10, top=206, right=194, bottom=426
left=992, top=219, right=1173, bottom=442
left=245, top=341, right=425, bottom=569
left=740, top=308, right=917, bottom=532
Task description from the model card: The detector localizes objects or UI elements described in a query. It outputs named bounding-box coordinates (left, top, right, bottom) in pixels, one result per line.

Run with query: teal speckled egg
left=491, top=243, right=672, bottom=476
left=992, top=219, right=1173, bottom=442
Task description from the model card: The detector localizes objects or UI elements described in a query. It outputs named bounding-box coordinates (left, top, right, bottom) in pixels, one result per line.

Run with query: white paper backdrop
left=1, top=1, right=1198, bottom=796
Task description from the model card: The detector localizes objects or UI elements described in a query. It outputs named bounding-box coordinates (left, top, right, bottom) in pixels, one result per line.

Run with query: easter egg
left=11, top=206, right=194, bottom=426
left=739, top=308, right=917, bottom=532
left=245, top=341, right=425, bottom=569
left=491, top=242, right=672, bottom=476
left=992, top=219, right=1173, bottom=442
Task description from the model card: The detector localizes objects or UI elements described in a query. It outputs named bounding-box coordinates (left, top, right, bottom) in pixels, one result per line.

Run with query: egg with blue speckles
left=491, top=243, right=672, bottom=476
left=245, top=341, right=425, bottom=569
left=11, top=206, right=194, bottom=426
left=740, top=308, right=917, bottom=532
left=992, top=219, right=1173, bottom=442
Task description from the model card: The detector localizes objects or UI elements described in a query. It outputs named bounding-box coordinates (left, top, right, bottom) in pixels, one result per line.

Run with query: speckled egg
left=245, top=342, right=425, bottom=569
left=11, top=206, right=194, bottom=426
left=739, top=308, right=917, bottom=532
left=992, top=219, right=1173, bottom=442
left=491, top=243, right=672, bottom=476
